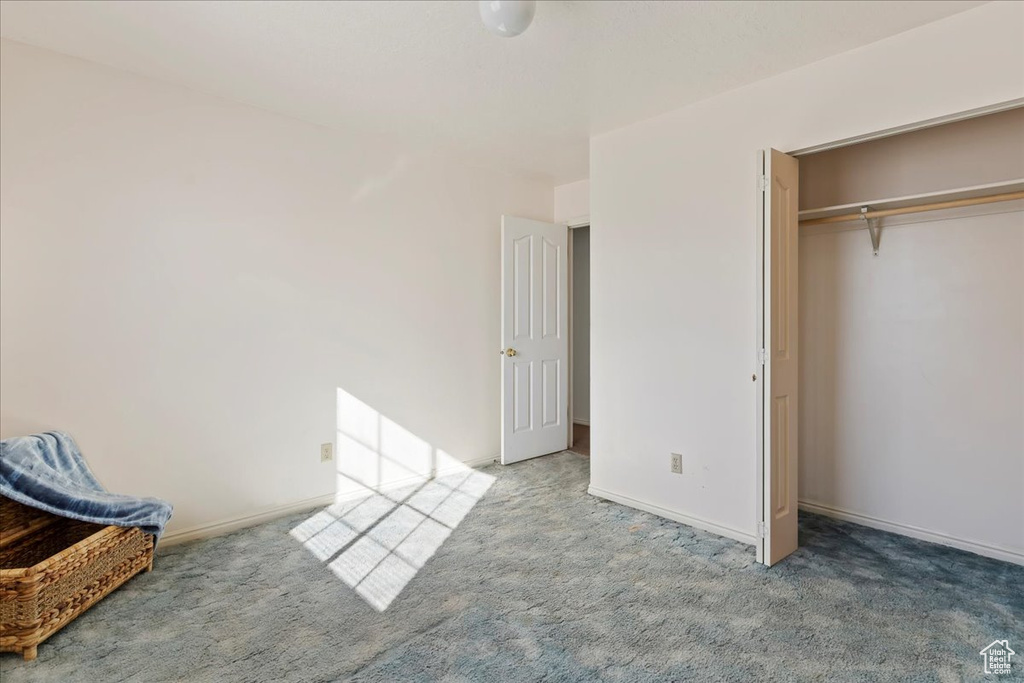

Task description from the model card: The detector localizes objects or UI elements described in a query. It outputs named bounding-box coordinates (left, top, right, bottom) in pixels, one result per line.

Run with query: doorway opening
left=569, top=225, right=590, bottom=457
left=498, top=215, right=590, bottom=466
left=757, top=102, right=1024, bottom=566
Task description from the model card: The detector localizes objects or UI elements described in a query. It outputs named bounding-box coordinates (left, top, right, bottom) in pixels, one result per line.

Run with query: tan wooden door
left=763, top=148, right=799, bottom=566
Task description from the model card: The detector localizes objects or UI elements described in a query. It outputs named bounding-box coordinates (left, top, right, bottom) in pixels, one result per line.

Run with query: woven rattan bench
left=0, top=497, right=154, bottom=660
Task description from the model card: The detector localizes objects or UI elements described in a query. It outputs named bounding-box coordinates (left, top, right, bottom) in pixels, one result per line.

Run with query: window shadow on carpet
left=290, top=388, right=495, bottom=611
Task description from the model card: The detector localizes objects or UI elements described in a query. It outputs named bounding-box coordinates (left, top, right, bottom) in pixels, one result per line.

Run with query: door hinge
left=757, top=521, right=766, bottom=539
left=758, top=348, right=767, bottom=365
left=758, top=174, right=768, bottom=191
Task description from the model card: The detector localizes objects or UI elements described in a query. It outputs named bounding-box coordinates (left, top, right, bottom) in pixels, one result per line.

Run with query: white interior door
left=501, top=216, right=569, bottom=464
left=762, top=148, right=800, bottom=566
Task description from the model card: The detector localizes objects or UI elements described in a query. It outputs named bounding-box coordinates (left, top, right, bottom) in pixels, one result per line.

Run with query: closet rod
left=800, top=190, right=1024, bottom=227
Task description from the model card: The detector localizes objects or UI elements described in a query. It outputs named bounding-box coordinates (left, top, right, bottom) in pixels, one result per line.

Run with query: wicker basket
left=0, top=496, right=154, bottom=660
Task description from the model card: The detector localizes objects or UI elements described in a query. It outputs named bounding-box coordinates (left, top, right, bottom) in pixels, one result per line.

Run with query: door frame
left=753, top=97, right=1024, bottom=565
left=566, top=218, right=590, bottom=450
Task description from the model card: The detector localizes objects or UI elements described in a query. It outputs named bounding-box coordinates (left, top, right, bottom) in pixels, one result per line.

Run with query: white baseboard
left=451, top=454, right=499, bottom=470
left=162, top=454, right=498, bottom=547
left=329, top=454, right=499, bottom=504
left=161, top=493, right=336, bottom=546
left=798, top=500, right=1024, bottom=566
left=572, top=418, right=590, bottom=426
left=587, top=485, right=757, bottom=546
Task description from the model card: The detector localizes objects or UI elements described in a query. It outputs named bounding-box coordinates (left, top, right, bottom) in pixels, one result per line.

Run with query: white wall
left=572, top=227, right=590, bottom=424
left=588, top=2, right=1024, bottom=554
left=0, top=40, right=553, bottom=535
left=555, top=180, right=590, bottom=225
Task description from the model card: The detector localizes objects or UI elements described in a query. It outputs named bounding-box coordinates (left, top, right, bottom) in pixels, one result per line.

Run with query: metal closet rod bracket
left=860, top=206, right=881, bottom=256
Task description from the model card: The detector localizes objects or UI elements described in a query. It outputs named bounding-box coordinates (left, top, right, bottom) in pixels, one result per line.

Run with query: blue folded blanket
left=0, top=431, right=172, bottom=538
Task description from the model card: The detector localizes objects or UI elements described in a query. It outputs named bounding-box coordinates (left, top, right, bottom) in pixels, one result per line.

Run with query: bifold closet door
left=763, top=148, right=799, bottom=566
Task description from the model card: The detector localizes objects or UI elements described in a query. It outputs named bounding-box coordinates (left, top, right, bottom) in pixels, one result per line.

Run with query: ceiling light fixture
left=478, top=0, right=536, bottom=38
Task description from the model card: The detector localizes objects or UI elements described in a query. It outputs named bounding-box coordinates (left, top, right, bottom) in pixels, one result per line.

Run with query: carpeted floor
left=2, top=451, right=1021, bottom=682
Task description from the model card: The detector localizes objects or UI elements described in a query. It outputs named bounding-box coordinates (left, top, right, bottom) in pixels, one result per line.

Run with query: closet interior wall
left=797, top=108, right=1024, bottom=561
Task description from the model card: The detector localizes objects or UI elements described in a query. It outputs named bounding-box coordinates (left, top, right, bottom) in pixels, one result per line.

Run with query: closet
left=760, top=106, right=1024, bottom=566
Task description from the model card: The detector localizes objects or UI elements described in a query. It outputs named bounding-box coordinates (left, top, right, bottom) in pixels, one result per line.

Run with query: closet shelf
left=799, top=178, right=1024, bottom=226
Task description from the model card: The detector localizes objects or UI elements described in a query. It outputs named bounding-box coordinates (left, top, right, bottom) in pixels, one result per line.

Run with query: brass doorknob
left=501, top=348, right=518, bottom=357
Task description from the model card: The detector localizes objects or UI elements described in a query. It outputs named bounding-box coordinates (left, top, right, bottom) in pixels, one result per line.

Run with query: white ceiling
left=0, top=1, right=986, bottom=183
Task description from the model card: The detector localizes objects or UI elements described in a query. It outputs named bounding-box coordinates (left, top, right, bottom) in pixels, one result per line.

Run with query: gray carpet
left=2, top=451, right=1021, bottom=682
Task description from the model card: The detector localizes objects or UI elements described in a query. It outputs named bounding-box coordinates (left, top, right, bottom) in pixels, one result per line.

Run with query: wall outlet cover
left=671, top=453, right=683, bottom=474
left=320, top=442, right=334, bottom=462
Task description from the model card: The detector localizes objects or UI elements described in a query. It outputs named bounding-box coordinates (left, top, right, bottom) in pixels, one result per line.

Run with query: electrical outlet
left=320, top=442, right=333, bottom=463
left=670, top=453, right=683, bottom=474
